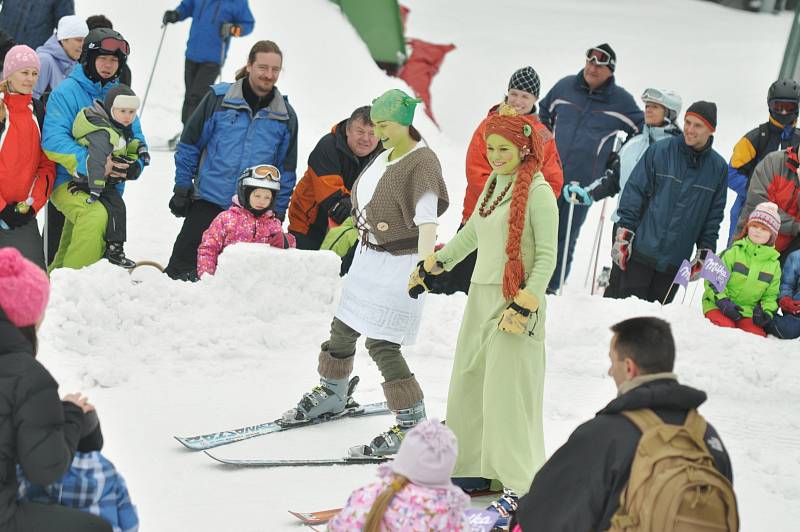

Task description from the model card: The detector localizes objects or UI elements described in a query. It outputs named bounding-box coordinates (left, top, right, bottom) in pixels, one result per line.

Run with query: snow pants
left=182, top=59, right=220, bottom=125
left=447, top=284, right=546, bottom=496
left=767, top=313, right=800, bottom=339
left=49, top=183, right=108, bottom=271
left=548, top=197, right=590, bottom=293
left=4, top=501, right=111, bottom=532
left=97, top=188, right=126, bottom=243
left=705, top=309, right=767, bottom=337
left=45, top=201, right=65, bottom=266
left=616, top=258, right=679, bottom=304
left=165, top=199, right=223, bottom=279
left=0, top=217, right=45, bottom=270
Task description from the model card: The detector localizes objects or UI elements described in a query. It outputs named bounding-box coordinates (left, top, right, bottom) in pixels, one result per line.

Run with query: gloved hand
left=220, top=23, right=242, bottom=37
left=169, top=186, right=193, bottom=218
left=562, top=183, right=593, bottom=206
left=137, top=145, right=151, bottom=167
left=0, top=204, right=33, bottom=228
left=85, top=192, right=100, bottom=205
left=716, top=297, right=743, bottom=321
left=611, top=227, right=635, bottom=271
left=116, top=157, right=143, bottom=180
left=328, top=196, right=352, bottom=225
left=67, top=181, right=89, bottom=195
left=779, top=295, right=800, bottom=315
left=162, top=10, right=180, bottom=24
left=498, top=289, right=540, bottom=335
left=752, top=304, right=773, bottom=328
left=689, top=248, right=711, bottom=281
left=408, top=254, right=444, bottom=299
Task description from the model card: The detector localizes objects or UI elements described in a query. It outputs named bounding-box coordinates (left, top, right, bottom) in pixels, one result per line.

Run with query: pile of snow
left=29, top=0, right=800, bottom=530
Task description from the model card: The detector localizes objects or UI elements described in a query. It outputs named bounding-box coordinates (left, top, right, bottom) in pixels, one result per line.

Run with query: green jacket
left=320, top=217, right=359, bottom=257
left=72, top=101, right=141, bottom=194
left=702, top=237, right=781, bottom=317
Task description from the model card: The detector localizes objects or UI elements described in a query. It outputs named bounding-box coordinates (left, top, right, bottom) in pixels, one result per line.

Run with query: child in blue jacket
left=768, top=249, right=800, bottom=339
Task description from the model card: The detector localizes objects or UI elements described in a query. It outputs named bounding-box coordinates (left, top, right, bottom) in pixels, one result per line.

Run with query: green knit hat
left=370, top=89, right=423, bottom=126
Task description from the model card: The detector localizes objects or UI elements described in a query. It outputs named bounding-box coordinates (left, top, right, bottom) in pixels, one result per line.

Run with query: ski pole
left=585, top=197, right=607, bottom=290
left=558, top=181, right=579, bottom=296
left=140, top=24, right=168, bottom=119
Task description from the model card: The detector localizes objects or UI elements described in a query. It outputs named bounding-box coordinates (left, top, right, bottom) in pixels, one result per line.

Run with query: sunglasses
left=585, top=47, right=614, bottom=66
left=88, top=37, right=130, bottom=57
left=242, top=164, right=280, bottom=182
left=769, top=99, right=798, bottom=115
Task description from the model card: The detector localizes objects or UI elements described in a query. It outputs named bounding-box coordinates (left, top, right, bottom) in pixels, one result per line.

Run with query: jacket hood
left=643, top=120, right=681, bottom=140
left=37, top=34, right=74, bottom=71
left=0, top=312, right=32, bottom=357
left=598, top=378, right=707, bottom=416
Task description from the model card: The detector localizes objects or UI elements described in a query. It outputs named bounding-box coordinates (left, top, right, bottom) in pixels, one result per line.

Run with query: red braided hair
left=485, top=105, right=545, bottom=299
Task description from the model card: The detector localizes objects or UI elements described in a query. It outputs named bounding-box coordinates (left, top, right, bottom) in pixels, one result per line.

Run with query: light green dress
left=435, top=171, right=558, bottom=495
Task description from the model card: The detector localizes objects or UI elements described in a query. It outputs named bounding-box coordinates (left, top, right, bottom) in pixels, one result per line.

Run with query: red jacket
left=462, top=106, right=563, bottom=224
left=0, top=92, right=55, bottom=213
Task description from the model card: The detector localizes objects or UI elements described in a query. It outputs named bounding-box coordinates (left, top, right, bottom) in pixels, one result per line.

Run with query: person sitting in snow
left=17, top=409, right=139, bottom=532
left=328, top=419, right=470, bottom=531
left=702, top=202, right=782, bottom=337
left=65, top=84, right=149, bottom=269
left=196, top=164, right=295, bottom=278
left=766, top=248, right=800, bottom=339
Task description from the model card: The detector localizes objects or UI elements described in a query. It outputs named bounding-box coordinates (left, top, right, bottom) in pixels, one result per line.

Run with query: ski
left=205, top=453, right=389, bottom=467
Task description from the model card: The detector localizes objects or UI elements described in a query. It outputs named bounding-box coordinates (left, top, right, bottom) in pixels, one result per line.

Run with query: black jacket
left=514, top=378, right=732, bottom=532
left=0, top=315, right=83, bottom=526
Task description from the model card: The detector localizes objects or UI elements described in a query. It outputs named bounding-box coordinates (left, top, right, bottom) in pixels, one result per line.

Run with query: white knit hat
left=57, top=15, right=89, bottom=41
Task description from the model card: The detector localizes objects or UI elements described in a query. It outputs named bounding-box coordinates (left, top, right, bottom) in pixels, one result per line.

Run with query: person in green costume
left=409, top=103, right=558, bottom=527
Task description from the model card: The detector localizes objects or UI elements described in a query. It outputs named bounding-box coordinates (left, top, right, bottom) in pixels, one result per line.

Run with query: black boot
left=105, top=242, right=136, bottom=269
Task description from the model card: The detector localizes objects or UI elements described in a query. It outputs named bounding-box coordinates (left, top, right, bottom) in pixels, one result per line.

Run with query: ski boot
left=487, top=488, right=519, bottom=528
left=105, top=242, right=136, bottom=269
left=451, top=477, right=492, bottom=494
left=348, top=400, right=425, bottom=457
left=281, top=375, right=359, bottom=425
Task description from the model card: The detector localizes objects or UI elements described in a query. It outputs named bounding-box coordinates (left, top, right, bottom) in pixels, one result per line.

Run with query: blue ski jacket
left=0, top=0, right=74, bottom=49
left=174, top=0, right=255, bottom=65
left=780, top=250, right=800, bottom=300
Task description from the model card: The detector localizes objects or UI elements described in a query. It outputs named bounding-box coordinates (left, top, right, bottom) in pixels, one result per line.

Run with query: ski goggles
left=241, top=164, right=280, bottom=182
left=585, top=47, right=614, bottom=66
left=769, top=99, right=799, bottom=115
left=88, top=37, right=130, bottom=57
left=642, top=88, right=667, bottom=104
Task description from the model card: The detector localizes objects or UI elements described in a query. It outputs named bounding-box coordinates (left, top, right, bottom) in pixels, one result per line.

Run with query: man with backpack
left=511, top=316, right=738, bottom=531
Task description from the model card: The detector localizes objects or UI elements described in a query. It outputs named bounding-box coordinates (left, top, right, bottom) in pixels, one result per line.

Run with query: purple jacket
left=328, top=466, right=471, bottom=531
left=197, top=202, right=296, bottom=277
left=34, top=34, right=77, bottom=99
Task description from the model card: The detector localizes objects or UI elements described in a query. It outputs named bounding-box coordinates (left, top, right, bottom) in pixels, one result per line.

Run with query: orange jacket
left=462, top=107, right=563, bottom=224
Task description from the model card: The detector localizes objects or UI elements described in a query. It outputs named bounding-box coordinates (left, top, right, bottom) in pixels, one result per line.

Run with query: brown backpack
left=608, top=408, right=739, bottom=532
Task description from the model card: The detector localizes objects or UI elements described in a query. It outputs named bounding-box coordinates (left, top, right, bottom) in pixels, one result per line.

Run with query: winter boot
left=281, top=350, right=354, bottom=425
left=104, top=242, right=136, bottom=268
left=487, top=488, right=520, bottom=528
left=348, top=376, right=426, bottom=457
left=452, top=477, right=492, bottom=494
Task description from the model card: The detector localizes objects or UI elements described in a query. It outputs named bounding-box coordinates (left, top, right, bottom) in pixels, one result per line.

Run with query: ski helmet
left=641, top=88, right=682, bottom=122
left=80, top=28, right=129, bottom=83
left=237, top=164, right=281, bottom=213
left=767, top=79, right=800, bottom=125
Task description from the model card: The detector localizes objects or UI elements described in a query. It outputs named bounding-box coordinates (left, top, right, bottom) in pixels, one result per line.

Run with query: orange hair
left=485, top=105, right=545, bottom=299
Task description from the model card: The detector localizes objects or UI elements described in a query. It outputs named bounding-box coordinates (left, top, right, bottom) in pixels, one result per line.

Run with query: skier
left=33, top=15, right=88, bottom=100
left=165, top=40, right=297, bottom=282
left=445, top=66, right=562, bottom=295
left=0, top=247, right=112, bottom=532
left=538, top=43, right=643, bottom=293
left=197, top=164, right=296, bottom=278
left=328, top=420, right=470, bottom=531
left=410, top=104, right=558, bottom=526
left=703, top=202, right=781, bottom=337
left=0, top=45, right=56, bottom=269
left=0, top=0, right=74, bottom=50
left=162, top=0, right=255, bottom=148
left=563, top=88, right=682, bottom=297
left=288, top=106, right=382, bottom=251
left=43, top=27, right=147, bottom=271
left=769, top=249, right=800, bottom=339
left=727, top=79, right=800, bottom=245
left=614, top=101, right=727, bottom=304
left=282, top=89, right=449, bottom=458
left=65, top=85, right=149, bottom=269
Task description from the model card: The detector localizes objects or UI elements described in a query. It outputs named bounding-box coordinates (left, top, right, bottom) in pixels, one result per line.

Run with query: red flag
left=396, top=38, right=455, bottom=127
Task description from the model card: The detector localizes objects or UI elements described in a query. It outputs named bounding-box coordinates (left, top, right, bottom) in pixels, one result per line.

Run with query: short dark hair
left=347, top=106, right=371, bottom=130
left=86, top=15, right=113, bottom=30
left=610, top=317, right=675, bottom=374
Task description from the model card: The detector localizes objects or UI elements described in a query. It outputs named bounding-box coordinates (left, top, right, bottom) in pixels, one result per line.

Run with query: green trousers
left=326, top=317, right=411, bottom=382
left=48, top=183, right=108, bottom=272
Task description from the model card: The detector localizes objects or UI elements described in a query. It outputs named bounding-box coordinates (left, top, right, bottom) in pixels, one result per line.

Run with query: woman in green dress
left=409, top=104, right=558, bottom=526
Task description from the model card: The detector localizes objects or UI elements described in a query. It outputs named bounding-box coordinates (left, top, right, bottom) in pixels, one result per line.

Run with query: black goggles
left=770, top=99, right=799, bottom=115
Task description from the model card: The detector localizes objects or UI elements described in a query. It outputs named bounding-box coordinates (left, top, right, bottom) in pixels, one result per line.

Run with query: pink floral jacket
left=327, top=466, right=470, bottom=531
left=197, top=203, right=296, bottom=277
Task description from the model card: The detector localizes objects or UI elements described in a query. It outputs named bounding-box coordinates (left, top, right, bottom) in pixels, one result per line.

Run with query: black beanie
left=508, top=66, right=541, bottom=98
left=686, top=100, right=717, bottom=132
left=592, top=43, right=616, bottom=71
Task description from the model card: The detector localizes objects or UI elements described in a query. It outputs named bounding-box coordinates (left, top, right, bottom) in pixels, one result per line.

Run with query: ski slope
left=35, top=1, right=800, bottom=530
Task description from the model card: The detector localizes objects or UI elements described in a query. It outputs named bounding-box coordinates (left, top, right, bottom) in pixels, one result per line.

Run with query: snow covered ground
left=33, top=0, right=799, bottom=530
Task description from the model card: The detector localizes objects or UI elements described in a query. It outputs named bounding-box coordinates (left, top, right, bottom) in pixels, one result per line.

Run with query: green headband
left=370, top=89, right=423, bottom=126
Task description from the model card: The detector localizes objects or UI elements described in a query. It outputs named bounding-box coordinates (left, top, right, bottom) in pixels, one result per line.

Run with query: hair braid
left=363, top=475, right=409, bottom=532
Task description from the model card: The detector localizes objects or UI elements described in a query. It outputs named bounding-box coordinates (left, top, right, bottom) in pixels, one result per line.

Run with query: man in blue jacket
left=539, top=44, right=643, bottom=293
left=164, top=40, right=298, bottom=281
left=613, top=101, right=728, bottom=304
left=0, top=0, right=74, bottom=49
left=162, top=0, right=254, bottom=130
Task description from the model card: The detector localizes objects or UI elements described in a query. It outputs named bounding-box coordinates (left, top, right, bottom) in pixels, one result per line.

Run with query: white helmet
left=641, top=88, right=682, bottom=122
left=236, top=164, right=280, bottom=208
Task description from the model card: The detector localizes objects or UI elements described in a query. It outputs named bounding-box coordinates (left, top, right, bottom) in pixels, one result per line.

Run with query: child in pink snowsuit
left=328, top=419, right=470, bottom=531
left=197, top=165, right=296, bottom=277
